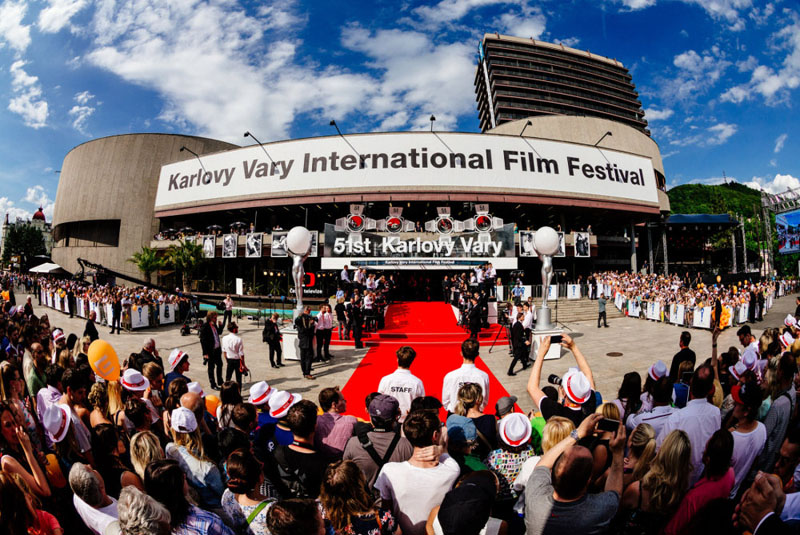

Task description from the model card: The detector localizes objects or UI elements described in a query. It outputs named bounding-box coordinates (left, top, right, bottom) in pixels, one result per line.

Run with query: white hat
left=249, top=381, right=274, bottom=406
left=742, top=350, right=758, bottom=370
left=561, top=370, right=592, bottom=405
left=268, top=390, right=302, bottom=419
left=729, top=361, right=748, bottom=382
left=43, top=404, right=71, bottom=443
left=120, top=369, right=150, bottom=392
left=171, top=407, right=198, bottom=434
left=648, top=360, right=668, bottom=381
left=785, top=314, right=798, bottom=329
left=168, top=349, right=187, bottom=371
left=498, top=412, right=532, bottom=447
left=780, top=332, right=795, bottom=349
left=52, top=329, right=65, bottom=343
left=187, top=382, right=204, bottom=397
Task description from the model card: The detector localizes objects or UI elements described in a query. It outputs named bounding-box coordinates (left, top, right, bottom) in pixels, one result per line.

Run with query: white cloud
left=497, top=9, right=546, bottom=39
left=413, top=0, right=524, bottom=28
left=0, top=184, right=56, bottom=222
left=7, top=61, right=48, bottom=128
left=557, top=37, right=581, bottom=47
left=743, top=173, right=800, bottom=194
left=69, top=91, right=95, bottom=135
left=661, top=48, right=731, bottom=103
left=736, top=55, right=758, bottom=72
left=645, top=107, right=674, bottom=121
left=770, top=159, right=778, bottom=167
left=775, top=133, right=788, bottom=153
left=38, top=0, right=88, bottom=33
left=616, top=0, right=657, bottom=10
left=720, top=14, right=800, bottom=105
left=749, top=3, right=774, bottom=25
left=0, top=197, right=32, bottom=221
left=670, top=122, right=737, bottom=146
left=0, top=0, right=31, bottom=53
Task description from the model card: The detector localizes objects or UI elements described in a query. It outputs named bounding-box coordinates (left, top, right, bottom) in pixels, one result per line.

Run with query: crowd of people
left=3, top=267, right=800, bottom=534
left=12, top=274, right=187, bottom=331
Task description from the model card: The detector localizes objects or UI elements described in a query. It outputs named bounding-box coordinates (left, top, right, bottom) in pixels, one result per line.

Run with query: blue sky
left=0, top=0, right=797, bottom=222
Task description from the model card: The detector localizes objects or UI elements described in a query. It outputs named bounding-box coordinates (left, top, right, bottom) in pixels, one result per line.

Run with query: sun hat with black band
left=121, top=369, right=150, bottom=392
left=43, top=404, right=71, bottom=443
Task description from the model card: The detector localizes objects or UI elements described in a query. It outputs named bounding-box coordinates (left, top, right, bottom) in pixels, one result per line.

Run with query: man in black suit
left=67, top=287, right=75, bottom=318
left=468, top=296, right=482, bottom=339
left=200, top=310, right=223, bottom=389
left=294, top=306, right=316, bottom=379
left=668, top=331, right=696, bottom=382
left=349, top=298, right=364, bottom=349
left=508, top=312, right=530, bottom=376
left=749, top=287, right=758, bottom=323
left=84, top=311, right=99, bottom=342
left=131, top=338, right=162, bottom=372
left=110, top=296, right=122, bottom=334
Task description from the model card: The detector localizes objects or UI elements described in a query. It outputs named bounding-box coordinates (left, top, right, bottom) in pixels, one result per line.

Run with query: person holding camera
left=527, top=334, right=596, bottom=428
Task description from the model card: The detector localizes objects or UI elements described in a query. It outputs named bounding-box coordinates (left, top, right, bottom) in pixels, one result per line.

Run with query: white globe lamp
left=286, top=226, right=312, bottom=256
left=533, top=226, right=559, bottom=256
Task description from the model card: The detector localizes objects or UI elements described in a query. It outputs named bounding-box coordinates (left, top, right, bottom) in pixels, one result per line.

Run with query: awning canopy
left=666, top=214, right=740, bottom=228
left=29, top=262, right=70, bottom=274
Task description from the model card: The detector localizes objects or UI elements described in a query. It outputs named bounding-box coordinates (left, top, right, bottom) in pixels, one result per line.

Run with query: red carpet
left=340, top=302, right=515, bottom=421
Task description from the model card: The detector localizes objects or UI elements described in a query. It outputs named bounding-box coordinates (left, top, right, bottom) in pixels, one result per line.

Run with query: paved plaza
left=39, top=294, right=796, bottom=414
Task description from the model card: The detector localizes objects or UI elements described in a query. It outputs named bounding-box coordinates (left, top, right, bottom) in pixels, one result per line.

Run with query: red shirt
left=664, top=468, right=734, bottom=535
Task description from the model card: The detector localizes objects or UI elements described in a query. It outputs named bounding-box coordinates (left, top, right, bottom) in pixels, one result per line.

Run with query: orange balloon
left=88, top=340, right=120, bottom=381
left=716, top=275, right=721, bottom=283
left=205, top=394, right=221, bottom=415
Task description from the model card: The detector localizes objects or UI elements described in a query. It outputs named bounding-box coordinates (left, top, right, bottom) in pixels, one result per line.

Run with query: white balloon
left=286, top=226, right=311, bottom=256
left=534, top=226, right=559, bottom=256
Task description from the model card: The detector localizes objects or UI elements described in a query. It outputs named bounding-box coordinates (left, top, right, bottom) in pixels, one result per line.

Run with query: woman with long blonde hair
left=129, top=431, right=164, bottom=482
left=623, top=423, right=657, bottom=489
left=619, top=430, right=692, bottom=533
left=453, top=382, right=497, bottom=458
left=319, top=460, right=398, bottom=534
left=164, top=407, right=224, bottom=509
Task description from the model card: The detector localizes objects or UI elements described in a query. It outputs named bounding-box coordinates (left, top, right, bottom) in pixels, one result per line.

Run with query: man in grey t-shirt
left=525, top=414, right=624, bottom=535
left=597, top=294, right=608, bottom=328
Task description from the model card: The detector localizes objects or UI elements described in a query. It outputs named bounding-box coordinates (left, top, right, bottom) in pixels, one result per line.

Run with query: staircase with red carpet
left=340, top=301, right=514, bottom=420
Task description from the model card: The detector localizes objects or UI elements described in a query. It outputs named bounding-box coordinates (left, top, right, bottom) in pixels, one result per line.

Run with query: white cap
left=268, top=390, right=302, bottom=419
left=121, top=369, right=150, bottom=392
left=171, top=407, right=197, bottom=434
left=187, top=382, right=204, bottom=397
left=780, top=332, right=795, bottom=349
left=43, top=404, right=71, bottom=443
left=168, top=349, right=187, bottom=371
left=561, top=370, right=591, bottom=405
left=742, top=350, right=758, bottom=370
left=729, top=361, right=748, bottom=382
left=498, top=412, right=532, bottom=447
left=785, top=314, right=798, bottom=329
left=648, top=360, right=668, bottom=381
left=249, top=381, right=273, bottom=406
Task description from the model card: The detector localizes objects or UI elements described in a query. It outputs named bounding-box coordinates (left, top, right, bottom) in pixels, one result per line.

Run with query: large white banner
left=159, top=304, right=176, bottom=325
left=738, top=304, right=749, bottom=323
left=131, top=306, right=149, bottom=329
left=693, top=306, right=713, bottom=329
left=567, top=284, right=581, bottom=299
left=547, top=285, right=558, bottom=301
left=155, top=132, right=659, bottom=211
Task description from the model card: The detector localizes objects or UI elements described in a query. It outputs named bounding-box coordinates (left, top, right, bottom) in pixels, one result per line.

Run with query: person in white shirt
left=657, top=364, right=721, bottom=486
left=441, top=339, right=490, bottom=413
left=378, top=346, right=425, bottom=421
left=374, top=410, right=460, bottom=535
left=69, top=462, right=119, bottom=535
left=727, top=382, right=767, bottom=498
left=221, top=322, right=246, bottom=387
left=625, top=376, right=675, bottom=437
left=315, top=304, right=333, bottom=362
left=522, top=304, right=534, bottom=331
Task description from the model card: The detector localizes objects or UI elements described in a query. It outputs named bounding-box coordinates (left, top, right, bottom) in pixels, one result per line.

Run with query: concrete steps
left=541, top=298, right=626, bottom=323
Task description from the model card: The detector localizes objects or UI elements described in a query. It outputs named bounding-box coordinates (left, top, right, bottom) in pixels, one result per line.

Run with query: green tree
left=2, top=225, right=46, bottom=269
left=165, top=240, right=205, bottom=292
left=128, top=246, right=164, bottom=285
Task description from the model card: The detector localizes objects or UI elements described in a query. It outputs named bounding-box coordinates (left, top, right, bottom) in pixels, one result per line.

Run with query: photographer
left=527, top=334, right=596, bottom=428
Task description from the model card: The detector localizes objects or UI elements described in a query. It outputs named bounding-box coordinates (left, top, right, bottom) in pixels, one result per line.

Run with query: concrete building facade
left=51, top=133, right=238, bottom=280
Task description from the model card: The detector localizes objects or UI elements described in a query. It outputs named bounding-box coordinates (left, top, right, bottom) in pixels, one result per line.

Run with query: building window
left=53, top=220, right=121, bottom=247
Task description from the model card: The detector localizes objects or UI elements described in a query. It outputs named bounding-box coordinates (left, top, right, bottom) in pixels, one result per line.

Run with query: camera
left=547, top=374, right=562, bottom=386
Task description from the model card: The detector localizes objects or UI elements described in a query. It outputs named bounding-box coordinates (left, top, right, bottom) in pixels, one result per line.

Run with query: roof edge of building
left=64, top=133, right=239, bottom=158
left=482, top=33, right=625, bottom=69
